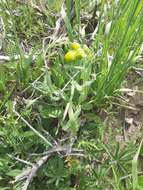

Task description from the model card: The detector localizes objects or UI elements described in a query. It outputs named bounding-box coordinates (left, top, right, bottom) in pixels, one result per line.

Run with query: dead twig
left=13, top=146, right=84, bottom=190
left=22, top=154, right=50, bottom=190
left=30, top=147, right=84, bottom=156
left=8, top=154, right=33, bottom=166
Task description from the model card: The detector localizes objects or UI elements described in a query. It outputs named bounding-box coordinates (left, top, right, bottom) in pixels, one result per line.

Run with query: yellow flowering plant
left=64, top=42, right=91, bottom=62
left=71, top=42, right=81, bottom=50
left=64, top=50, right=76, bottom=62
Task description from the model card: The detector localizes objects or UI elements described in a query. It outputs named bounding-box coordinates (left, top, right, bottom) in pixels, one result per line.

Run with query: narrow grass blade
left=132, top=139, right=143, bottom=190
left=75, top=0, right=81, bottom=40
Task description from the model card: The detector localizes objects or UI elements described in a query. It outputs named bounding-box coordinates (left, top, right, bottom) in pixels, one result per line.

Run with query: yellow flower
left=64, top=50, right=76, bottom=62
left=75, top=48, right=86, bottom=59
left=71, top=42, right=81, bottom=50
left=64, top=42, right=91, bottom=62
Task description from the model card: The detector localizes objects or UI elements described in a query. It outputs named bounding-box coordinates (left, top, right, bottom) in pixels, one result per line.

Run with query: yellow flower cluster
left=64, top=42, right=91, bottom=62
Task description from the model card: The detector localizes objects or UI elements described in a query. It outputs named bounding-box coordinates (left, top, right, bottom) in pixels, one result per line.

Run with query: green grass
left=0, top=0, right=143, bottom=189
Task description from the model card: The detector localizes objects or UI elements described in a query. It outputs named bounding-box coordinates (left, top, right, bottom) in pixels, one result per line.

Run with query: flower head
left=71, top=42, right=81, bottom=50
left=64, top=50, right=76, bottom=62
left=75, top=48, right=86, bottom=59
left=64, top=42, right=91, bottom=62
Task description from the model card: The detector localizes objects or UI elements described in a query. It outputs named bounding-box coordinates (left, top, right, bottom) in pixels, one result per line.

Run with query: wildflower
left=65, top=42, right=91, bottom=62
left=64, top=50, right=76, bottom=62
left=71, top=42, right=81, bottom=50
left=75, top=48, right=86, bottom=59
